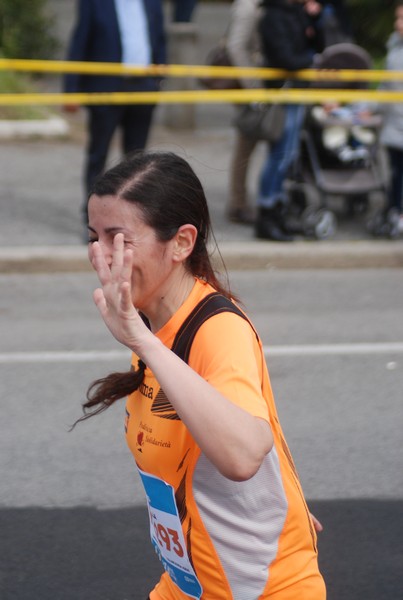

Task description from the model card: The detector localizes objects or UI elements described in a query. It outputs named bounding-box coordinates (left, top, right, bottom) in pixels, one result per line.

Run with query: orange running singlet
left=125, top=279, right=326, bottom=599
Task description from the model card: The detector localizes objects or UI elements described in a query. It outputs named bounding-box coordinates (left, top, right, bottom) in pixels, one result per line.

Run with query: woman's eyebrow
left=104, top=227, right=126, bottom=234
left=87, top=226, right=130, bottom=235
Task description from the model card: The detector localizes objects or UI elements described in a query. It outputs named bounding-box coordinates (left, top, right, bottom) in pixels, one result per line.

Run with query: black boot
left=255, top=207, right=294, bottom=241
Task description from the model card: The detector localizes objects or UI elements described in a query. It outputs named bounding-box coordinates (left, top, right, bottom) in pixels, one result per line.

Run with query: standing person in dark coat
left=255, top=0, right=323, bottom=241
left=63, top=0, right=166, bottom=230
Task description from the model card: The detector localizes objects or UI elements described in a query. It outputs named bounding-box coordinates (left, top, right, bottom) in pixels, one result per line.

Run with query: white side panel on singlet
left=192, top=446, right=288, bottom=600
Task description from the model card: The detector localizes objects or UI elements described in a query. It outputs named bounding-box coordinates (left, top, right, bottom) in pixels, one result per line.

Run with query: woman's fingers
left=309, top=512, right=324, bottom=533
left=120, top=281, right=134, bottom=313
left=112, top=236, right=133, bottom=294
left=91, top=241, right=111, bottom=286
left=91, top=234, right=132, bottom=290
left=121, top=248, right=133, bottom=288
left=91, top=234, right=136, bottom=341
left=110, top=232, right=125, bottom=279
left=93, top=288, right=107, bottom=317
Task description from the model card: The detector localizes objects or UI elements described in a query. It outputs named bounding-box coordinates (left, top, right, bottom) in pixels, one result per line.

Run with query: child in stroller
left=311, top=101, right=376, bottom=167
left=284, top=43, right=388, bottom=239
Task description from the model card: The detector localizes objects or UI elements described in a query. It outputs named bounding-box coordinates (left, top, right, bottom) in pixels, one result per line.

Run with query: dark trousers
left=83, top=102, right=154, bottom=221
left=387, top=146, right=403, bottom=213
left=173, top=0, right=198, bottom=21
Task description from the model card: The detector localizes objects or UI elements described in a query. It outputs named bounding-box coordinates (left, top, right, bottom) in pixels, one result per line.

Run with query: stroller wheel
left=302, top=207, right=337, bottom=239
left=367, top=208, right=399, bottom=238
left=387, top=209, right=400, bottom=239
left=367, top=209, right=385, bottom=237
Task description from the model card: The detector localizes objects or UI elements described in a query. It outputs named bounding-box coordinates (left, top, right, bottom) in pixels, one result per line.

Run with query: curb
left=1, top=241, right=402, bottom=274
left=216, top=240, right=403, bottom=269
left=0, top=116, right=70, bottom=139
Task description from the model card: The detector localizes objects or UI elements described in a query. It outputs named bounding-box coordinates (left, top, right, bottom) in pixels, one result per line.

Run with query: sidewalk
left=1, top=122, right=402, bottom=273
left=1, top=1, right=402, bottom=272
left=1, top=104, right=402, bottom=272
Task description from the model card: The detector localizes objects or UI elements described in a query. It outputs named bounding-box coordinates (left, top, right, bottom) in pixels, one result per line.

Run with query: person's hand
left=305, top=25, right=316, bottom=39
left=323, top=101, right=340, bottom=114
left=310, top=512, right=324, bottom=533
left=90, top=233, right=151, bottom=352
left=63, top=104, right=80, bottom=114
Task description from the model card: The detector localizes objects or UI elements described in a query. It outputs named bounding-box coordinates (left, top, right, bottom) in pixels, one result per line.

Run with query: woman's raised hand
left=90, top=233, right=149, bottom=351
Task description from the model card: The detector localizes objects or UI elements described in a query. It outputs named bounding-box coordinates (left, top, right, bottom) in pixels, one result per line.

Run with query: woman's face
left=87, top=194, right=177, bottom=313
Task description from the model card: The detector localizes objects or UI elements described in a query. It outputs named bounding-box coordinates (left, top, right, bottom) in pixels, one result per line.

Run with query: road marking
left=1, top=343, right=403, bottom=363
left=264, top=343, right=403, bottom=356
left=0, top=350, right=130, bottom=363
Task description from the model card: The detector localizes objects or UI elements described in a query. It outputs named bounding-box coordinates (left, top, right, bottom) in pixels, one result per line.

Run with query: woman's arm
left=91, top=234, right=273, bottom=481
left=140, top=334, right=273, bottom=481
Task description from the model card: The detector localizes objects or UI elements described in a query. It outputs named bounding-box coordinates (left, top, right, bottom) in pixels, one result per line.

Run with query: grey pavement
left=1, top=0, right=403, bottom=272
left=2, top=109, right=403, bottom=272
left=1, top=268, right=403, bottom=599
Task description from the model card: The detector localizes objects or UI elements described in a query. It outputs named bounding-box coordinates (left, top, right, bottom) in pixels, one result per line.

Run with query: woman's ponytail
left=71, top=360, right=146, bottom=429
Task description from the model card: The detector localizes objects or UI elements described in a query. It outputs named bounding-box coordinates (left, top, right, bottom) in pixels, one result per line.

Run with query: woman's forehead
left=88, top=195, right=145, bottom=227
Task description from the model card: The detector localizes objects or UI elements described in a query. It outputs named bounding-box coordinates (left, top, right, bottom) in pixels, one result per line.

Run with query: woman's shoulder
left=191, top=303, right=260, bottom=357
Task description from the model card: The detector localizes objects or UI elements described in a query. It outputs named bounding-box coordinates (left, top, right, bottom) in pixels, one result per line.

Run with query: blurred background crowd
left=1, top=0, right=402, bottom=242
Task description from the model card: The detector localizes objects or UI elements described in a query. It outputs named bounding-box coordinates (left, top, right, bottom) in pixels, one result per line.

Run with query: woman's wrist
left=134, top=331, right=165, bottom=366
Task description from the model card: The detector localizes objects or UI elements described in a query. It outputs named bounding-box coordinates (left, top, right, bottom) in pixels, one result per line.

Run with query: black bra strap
left=171, top=292, right=257, bottom=364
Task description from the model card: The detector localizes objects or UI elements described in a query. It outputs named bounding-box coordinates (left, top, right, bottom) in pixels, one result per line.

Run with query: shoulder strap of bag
left=171, top=291, right=258, bottom=364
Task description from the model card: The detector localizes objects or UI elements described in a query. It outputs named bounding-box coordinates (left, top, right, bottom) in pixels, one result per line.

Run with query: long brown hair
left=73, top=151, right=232, bottom=427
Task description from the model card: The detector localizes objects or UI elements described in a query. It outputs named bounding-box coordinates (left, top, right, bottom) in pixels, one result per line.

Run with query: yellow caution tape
left=1, top=57, right=403, bottom=83
left=1, top=58, right=403, bottom=105
left=1, top=88, right=403, bottom=106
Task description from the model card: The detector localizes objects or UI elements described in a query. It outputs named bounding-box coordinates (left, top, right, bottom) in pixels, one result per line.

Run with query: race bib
left=138, top=468, right=203, bottom=599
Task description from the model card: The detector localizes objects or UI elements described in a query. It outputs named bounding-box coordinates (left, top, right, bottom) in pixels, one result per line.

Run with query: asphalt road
left=1, top=268, right=402, bottom=599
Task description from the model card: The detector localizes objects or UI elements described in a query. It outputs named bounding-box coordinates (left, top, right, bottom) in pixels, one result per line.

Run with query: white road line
left=0, top=343, right=403, bottom=363
left=264, top=343, right=403, bottom=356
left=0, top=350, right=130, bottom=363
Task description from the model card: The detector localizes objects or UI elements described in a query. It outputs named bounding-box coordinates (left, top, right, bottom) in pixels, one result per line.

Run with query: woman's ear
left=172, top=224, right=198, bottom=263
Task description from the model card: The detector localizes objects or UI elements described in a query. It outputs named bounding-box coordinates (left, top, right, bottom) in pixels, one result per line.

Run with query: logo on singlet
left=139, top=382, right=154, bottom=399
left=137, top=430, right=145, bottom=452
left=136, top=421, right=171, bottom=452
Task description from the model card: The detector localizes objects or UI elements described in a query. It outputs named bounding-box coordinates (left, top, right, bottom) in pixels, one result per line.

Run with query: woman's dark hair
left=73, top=150, right=231, bottom=427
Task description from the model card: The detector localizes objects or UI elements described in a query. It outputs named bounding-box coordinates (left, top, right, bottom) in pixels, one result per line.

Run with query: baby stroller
left=284, top=43, right=388, bottom=239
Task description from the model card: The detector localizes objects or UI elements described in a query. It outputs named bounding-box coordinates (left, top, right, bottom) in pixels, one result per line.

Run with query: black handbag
left=199, top=40, right=241, bottom=90
left=233, top=103, right=286, bottom=143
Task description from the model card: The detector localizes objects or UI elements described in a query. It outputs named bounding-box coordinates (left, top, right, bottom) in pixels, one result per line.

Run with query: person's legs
left=258, top=104, right=305, bottom=208
left=387, top=146, right=403, bottom=213
left=84, top=105, right=121, bottom=222
left=255, top=104, right=305, bottom=241
left=227, top=131, right=258, bottom=223
left=121, top=103, right=155, bottom=155
left=173, top=0, right=198, bottom=22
